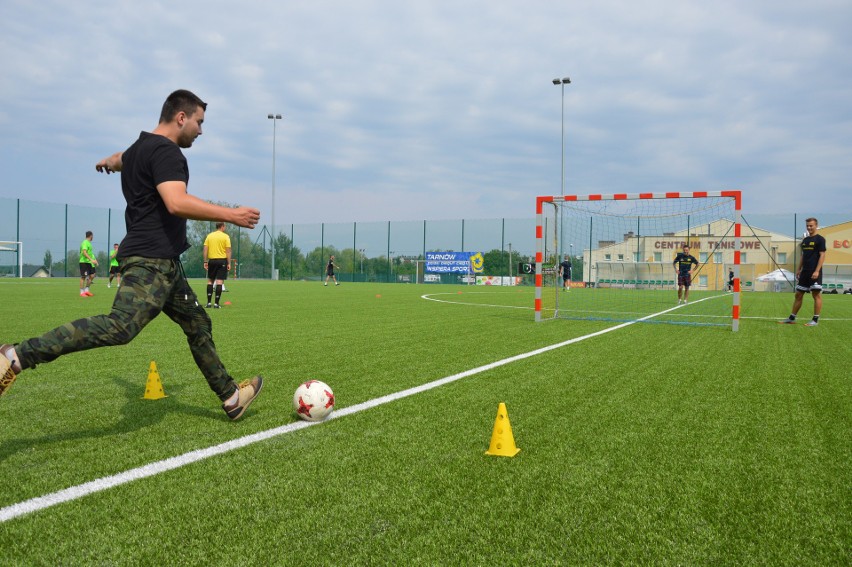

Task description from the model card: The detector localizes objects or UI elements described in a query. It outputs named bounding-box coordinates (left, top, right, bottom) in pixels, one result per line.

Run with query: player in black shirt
left=1, top=90, right=264, bottom=419
left=558, top=255, right=572, bottom=292
left=324, top=255, right=340, bottom=286
left=780, top=218, right=826, bottom=326
left=672, top=245, right=699, bottom=304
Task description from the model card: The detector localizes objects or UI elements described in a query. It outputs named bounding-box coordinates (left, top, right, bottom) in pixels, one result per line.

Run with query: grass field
left=0, top=278, right=849, bottom=565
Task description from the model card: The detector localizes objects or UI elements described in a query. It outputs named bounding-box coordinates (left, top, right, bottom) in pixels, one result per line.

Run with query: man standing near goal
left=673, top=244, right=698, bottom=304
left=79, top=231, right=98, bottom=297
left=0, top=89, right=263, bottom=420
left=203, top=222, right=231, bottom=309
left=780, top=217, right=826, bottom=327
left=559, top=254, right=572, bottom=292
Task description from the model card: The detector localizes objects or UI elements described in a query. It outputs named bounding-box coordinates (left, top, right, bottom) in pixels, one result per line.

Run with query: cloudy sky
left=1, top=0, right=850, bottom=229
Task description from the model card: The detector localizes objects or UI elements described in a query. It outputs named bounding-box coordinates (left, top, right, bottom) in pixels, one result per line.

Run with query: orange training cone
left=485, top=402, right=520, bottom=457
left=142, top=361, right=168, bottom=400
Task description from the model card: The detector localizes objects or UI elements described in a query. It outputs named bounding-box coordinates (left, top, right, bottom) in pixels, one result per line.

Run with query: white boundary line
left=0, top=300, right=700, bottom=524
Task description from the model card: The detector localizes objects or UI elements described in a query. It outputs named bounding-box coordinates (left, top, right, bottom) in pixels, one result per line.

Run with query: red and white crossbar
left=534, top=191, right=742, bottom=330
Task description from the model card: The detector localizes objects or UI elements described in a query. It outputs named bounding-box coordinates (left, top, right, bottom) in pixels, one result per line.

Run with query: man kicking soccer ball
left=1, top=90, right=263, bottom=420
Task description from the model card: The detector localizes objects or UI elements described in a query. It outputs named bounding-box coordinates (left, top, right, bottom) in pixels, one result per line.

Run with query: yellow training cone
left=485, top=402, right=520, bottom=457
left=142, top=361, right=168, bottom=400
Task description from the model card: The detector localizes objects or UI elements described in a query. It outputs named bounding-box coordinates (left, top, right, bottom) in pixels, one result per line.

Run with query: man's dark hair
left=159, top=89, right=207, bottom=123
left=85, top=231, right=93, bottom=238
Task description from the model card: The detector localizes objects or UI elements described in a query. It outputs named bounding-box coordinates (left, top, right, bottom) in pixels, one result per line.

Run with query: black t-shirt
left=327, top=260, right=335, bottom=275
left=801, top=234, right=826, bottom=272
left=559, top=260, right=572, bottom=277
left=118, top=132, right=190, bottom=259
left=673, top=253, right=698, bottom=274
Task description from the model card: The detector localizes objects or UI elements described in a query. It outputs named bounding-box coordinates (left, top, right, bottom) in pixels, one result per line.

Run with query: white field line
left=420, top=291, right=533, bottom=310
left=0, top=298, right=715, bottom=524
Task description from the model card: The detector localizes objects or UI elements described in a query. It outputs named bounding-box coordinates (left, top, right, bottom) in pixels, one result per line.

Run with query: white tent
left=757, top=268, right=795, bottom=283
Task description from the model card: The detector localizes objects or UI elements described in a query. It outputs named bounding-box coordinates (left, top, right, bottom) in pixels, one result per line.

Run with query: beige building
left=583, top=219, right=851, bottom=291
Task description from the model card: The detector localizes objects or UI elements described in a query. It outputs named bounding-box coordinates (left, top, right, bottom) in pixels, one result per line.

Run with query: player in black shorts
left=324, top=255, right=339, bottom=286
left=672, top=245, right=698, bottom=305
left=780, top=218, right=826, bottom=327
left=558, top=255, right=572, bottom=292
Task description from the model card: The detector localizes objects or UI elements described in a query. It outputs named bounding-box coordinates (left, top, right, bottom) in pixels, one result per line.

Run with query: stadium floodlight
left=534, top=191, right=743, bottom=331
left=551, top=77, right=571, bottom=196
left=268, top=113, right=283, bottom=280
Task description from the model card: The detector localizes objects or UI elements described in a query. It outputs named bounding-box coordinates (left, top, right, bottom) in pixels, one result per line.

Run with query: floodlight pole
left=552, top=77, right=571, bottom=197
left=552, top=77, right=571, bottom=260
left=267, top=113, right=282, bottom=280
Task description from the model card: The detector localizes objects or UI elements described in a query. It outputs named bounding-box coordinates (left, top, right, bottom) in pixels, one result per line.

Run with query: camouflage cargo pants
left=16, top=256, right=237, bottom=401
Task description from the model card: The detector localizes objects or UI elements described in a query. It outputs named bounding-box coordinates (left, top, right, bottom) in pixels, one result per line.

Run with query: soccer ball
left=293, top=380, right=335, bottom=422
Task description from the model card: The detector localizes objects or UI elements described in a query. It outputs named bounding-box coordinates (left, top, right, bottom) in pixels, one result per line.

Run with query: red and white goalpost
left=535, top=191, right=742, bottom=331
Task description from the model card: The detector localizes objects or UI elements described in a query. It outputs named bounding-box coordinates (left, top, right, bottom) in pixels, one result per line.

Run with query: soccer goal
left=0, top=241, right=23, bottom=278
left=535, top=191, right=742, bottom=330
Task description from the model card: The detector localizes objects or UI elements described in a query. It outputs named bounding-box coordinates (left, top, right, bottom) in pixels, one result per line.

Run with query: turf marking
left=0, top=300, right=702, bottom=524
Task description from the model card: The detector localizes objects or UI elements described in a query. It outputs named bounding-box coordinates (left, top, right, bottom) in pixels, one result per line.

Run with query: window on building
left=700, top=252, right=708, bottom=263
left=699, top=275, right=708, bottom=287
left=714, top=252, right=722, bottom=264
left=778, top=252, right=787, bottom=264
left=741, top=253, right=748, bottom=264
left=634, top=252, right=641, bottom=262
left=654, top=252, right=662, bottom=262
left=617, top=254, right=624, bottom=262
left=605, top=254, right=611, bottom=261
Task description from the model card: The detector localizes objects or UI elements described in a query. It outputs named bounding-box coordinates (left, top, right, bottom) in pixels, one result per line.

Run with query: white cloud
left=0, top=0, right=849, bottom=230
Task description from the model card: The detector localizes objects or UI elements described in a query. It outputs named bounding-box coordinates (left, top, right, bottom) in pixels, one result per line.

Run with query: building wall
left=579, top=219, right=851, bottom=291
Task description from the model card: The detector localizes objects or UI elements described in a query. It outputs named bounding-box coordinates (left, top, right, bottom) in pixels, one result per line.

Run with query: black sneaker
left=205, top=303, right=212, bottom=308
left=213, top=304, right=221, bottom=309
left=223, top=376, right=264, bottom=420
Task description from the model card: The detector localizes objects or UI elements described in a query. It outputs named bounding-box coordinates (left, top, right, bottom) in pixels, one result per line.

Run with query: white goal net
left=535, top=191, right=742, bottom=330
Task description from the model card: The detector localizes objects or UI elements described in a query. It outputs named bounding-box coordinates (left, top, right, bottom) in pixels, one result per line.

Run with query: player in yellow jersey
left=203, top=222, right=231, bottom=308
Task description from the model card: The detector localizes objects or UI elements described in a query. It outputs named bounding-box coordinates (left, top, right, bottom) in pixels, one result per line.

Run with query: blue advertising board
left=425, top=252, right=484, bottom=273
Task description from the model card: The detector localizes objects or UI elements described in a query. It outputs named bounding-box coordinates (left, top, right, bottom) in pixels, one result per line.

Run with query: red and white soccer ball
left=293, top=380, right=335, bottom=422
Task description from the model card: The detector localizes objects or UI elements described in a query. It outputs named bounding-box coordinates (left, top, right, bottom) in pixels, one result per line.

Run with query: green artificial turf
left=0, top=279, right=848, bottom=565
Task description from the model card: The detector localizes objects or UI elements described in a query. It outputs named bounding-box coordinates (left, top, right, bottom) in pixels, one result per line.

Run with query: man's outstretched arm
left=96, top=152, right=123, bottom=174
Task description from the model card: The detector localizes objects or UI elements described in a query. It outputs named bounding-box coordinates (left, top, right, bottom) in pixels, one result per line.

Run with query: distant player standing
left=324, top=255, right=339, bottom=286
left=108, top=243, right=121, bottom=288
left=673, top=244, right=698, bottom=304
left=780, top=218, right=826, bottom=326
left=558, top=254, right=572, bottom=292
left=203, top=222, right=231, bottom=308
left=79, top=231, right=98, bottom=297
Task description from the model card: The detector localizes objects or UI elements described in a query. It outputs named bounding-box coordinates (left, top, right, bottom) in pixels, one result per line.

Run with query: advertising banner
left=426, top=252, right=484, bottom=273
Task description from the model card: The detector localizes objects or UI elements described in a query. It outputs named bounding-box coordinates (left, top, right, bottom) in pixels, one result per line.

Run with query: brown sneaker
left=0, top=344, right=22, bottom=396
left=222, top=375, right=263, bottom=420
